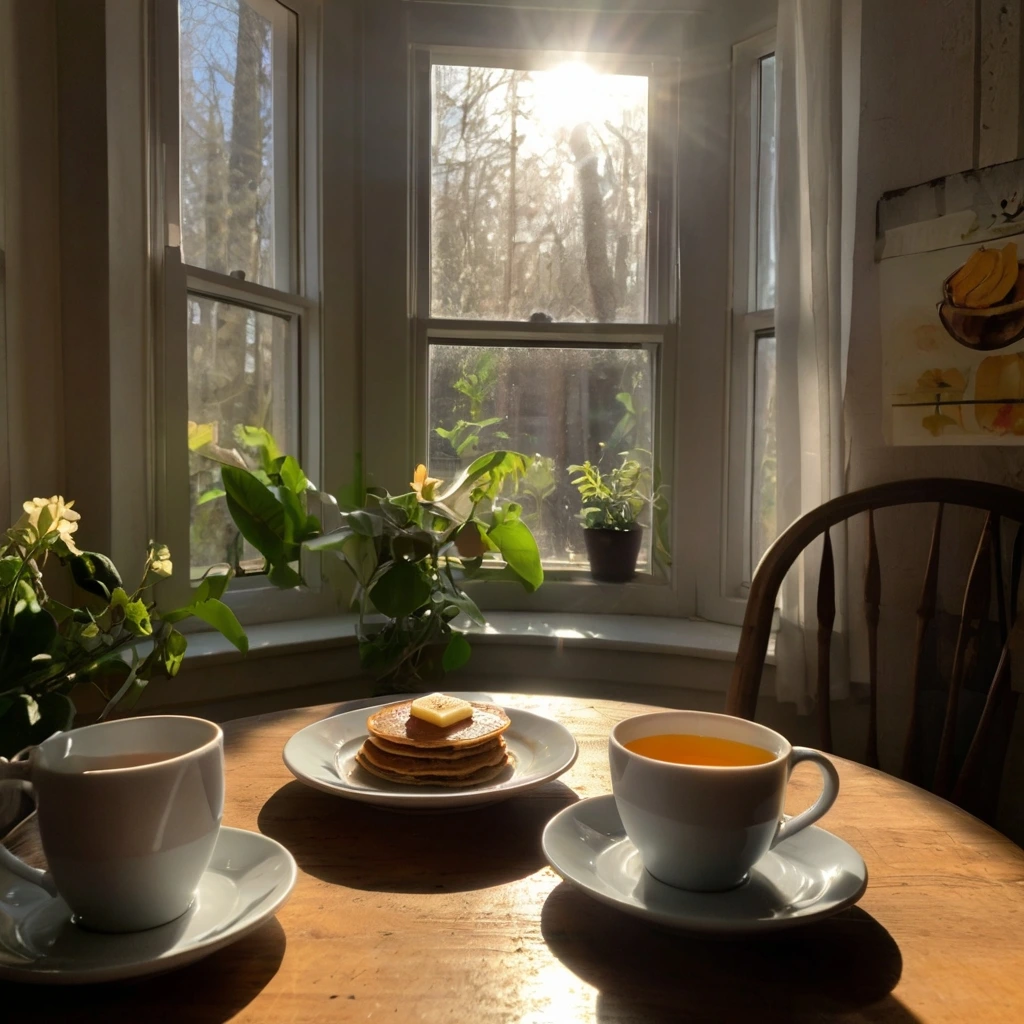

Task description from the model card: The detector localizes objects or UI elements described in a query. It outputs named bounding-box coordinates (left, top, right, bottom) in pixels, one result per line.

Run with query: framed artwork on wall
left=878, top=158, right=1024, bottom=445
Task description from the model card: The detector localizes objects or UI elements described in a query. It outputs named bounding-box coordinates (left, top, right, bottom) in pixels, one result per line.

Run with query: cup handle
left=770, top=747, right=840, bottom=850
left=0, top=756, right=58, bottom=895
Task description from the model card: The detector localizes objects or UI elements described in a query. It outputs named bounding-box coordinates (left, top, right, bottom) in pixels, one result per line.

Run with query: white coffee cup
left=609, top=710, right=839, bottom=892
left=0, top=715, right=224, bottom=932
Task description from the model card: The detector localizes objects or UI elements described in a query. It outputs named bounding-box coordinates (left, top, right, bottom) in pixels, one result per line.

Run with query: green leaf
left=616, top=391, right=636, bottom=415
left=69, top=552, right=123, bottom=600
left=162, top=628, right=188, bottom=676
left=193, top=568, right=233, bottom=603
left=442, top=586, right=486, bottom=626
left=122, top=598, right=153, bottom=637
left=442, top=631, right=472, bottom=672
left=46, top=599, right=76, bottom=624
left=279, top=455, right=309, bottom=495
left=369, top=560, right=431, bottom=618
left=391, top=529, right=437, bottom=563
left=0, top=556, right=21, bottom=588
left=222, top=467, right=288, bottom=563
left=196, top=487, right=226, bottom=506
left=347, top=509, right=384, bottom=537
left=434, top=451, right=531, bottom=507
left=233, top=424, right=281, bottom=465
left=303, top=527, right=355, bottom=552
left=0, top=597, right=58, bottom=683
left=268, top=562, right=304, bottom=589
left=340, top=533, right=378, bottom=587
left=190, top=598, right=248, bottom=653
left=455, top=433, right=481, bottom=457
left=0, top=692, right=75, bottom=759
left=487, top=514, right=543, bottom=592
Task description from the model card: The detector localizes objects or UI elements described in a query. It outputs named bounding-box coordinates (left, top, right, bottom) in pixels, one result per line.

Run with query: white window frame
left=722, top=28, right=777, bottom=615
left=153, top=0, right=327, bottom=625
left=0, top=63, right=7, bottom=528
left=368, top=7, right=687, bottom=618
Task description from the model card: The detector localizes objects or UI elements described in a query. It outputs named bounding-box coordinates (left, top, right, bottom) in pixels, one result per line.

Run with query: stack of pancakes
left=355, top=700, right=512, bottom=787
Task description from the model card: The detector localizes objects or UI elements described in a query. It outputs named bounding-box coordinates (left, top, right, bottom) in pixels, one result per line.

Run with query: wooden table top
left=9, top=693, right=1024, bottom=1023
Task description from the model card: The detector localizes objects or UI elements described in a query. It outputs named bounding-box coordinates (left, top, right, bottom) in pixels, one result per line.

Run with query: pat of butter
left=410, top=693, right=473, bottom=728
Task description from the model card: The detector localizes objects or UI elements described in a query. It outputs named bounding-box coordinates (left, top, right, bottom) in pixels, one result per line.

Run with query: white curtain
left=773, top=0, right=859, bottom=708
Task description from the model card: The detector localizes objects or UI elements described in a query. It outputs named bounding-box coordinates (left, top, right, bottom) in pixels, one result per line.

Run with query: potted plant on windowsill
left=569, top=453, right=657, bottom=583
left=212, top=438, right=544, bottom=690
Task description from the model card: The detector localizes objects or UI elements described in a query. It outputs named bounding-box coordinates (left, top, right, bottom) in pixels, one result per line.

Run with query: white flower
left=14, top=496, right=82, bottom=555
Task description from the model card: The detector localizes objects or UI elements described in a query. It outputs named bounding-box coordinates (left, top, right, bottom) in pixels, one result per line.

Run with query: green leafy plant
left=517, top=454, right=558, bottom=526
left=0, top=496, right=247, bottom=758
left=569, top=453, right=653, bottom=530
left=434, top=417, right=510, bottom=458
left=216, top=444, right=544, bottom=686
left=433, top=351, right=509, bottom=458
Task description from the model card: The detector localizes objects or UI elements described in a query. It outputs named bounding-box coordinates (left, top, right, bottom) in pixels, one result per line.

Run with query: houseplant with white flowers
left=0, top=495, right=247, bottom=760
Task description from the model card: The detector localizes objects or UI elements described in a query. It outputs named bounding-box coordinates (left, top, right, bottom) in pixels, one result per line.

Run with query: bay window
left=151, top=0, right=780, bottom=633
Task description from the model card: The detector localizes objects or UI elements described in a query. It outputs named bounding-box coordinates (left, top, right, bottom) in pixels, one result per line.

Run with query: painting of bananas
left=879, top=159, right=1024, bottom=444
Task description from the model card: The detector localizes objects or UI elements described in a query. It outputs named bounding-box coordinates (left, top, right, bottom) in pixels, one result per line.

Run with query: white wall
left=843, top=0, right=1024, bottom=838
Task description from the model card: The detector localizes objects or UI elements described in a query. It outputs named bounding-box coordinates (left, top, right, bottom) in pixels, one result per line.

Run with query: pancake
left=366, top=700, right=510, bottom=749
left=366, top=734, right=505, bottom=761
left=355, top=749, right=510, bottom=788
left=358, top=738, right=507, bottom=777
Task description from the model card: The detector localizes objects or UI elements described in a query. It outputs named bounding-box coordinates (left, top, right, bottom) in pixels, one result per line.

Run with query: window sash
left=722, top=29, right=776, bottom=609
left=155, top=0, right=324, bottom=621
left=412, top=45, right=680, bottom=327
left=407, top=32, right=680, bottom=597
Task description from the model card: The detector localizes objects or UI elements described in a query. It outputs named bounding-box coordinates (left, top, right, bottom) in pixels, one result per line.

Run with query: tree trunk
left=570, top=124, right=615, bottom=322
left=226, top=4, right=266, bottom=282
left=504, top=73, right=520, bottom=317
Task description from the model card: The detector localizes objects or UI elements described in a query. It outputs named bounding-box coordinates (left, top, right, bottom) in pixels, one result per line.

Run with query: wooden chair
left=726, top=478, right=1024, bottom=822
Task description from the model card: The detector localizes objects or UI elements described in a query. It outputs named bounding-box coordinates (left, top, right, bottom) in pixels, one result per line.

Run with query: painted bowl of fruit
left=938, top=242, right=1024, bottom=351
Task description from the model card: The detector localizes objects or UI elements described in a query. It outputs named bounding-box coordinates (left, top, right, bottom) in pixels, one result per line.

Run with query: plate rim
left=0, top=825, right=298, bottom=985
left=282, top=699, right=579, bottom=808
left=541, top=793, right=868, bottom=935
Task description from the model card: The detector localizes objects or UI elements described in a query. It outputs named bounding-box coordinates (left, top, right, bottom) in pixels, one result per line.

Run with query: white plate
left=283, top=692, right=579, bottom=810
left=542, top=795, right=867, bottom=935
left=0, top=826, right=296, bottom=984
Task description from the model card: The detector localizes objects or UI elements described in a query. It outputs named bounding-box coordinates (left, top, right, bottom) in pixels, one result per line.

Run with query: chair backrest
left=726, top=478, right=1024, bottom=822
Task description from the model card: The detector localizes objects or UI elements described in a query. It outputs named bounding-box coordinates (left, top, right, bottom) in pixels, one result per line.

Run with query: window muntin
left=427, top=341, right=654, bottom=568
left=429, top=62, right=650, bottom=323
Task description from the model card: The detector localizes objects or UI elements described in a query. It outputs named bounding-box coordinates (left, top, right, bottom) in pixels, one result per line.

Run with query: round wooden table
left=9, top=694, right=1024, bottom=1022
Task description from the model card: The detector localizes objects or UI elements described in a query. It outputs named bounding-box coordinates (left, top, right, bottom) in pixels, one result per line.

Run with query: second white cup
left=609, top=710, right=839, bottom=892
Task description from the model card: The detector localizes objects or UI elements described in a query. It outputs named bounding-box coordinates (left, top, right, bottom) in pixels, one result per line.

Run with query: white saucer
left=542, top=795, right=867, bottom=935
left=0, top=826, right=297, bottom=984
left=283, top=692, right=578, bottom=811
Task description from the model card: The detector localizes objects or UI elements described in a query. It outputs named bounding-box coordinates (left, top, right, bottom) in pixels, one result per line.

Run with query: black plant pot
left=582, top=526, right=643, bottom=583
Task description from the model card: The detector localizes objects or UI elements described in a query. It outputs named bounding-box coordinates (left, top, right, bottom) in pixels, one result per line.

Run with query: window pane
left=187, top=295, right=294, bottom=576
left=430, top=63, right=649, bottom=323
left=428, top=343, right=654, bottom=568
left=179, top=0, right=290, bottom=288
left=750, top=332, right=777, bottom=572
left=755, top=54, right=776, bottom=311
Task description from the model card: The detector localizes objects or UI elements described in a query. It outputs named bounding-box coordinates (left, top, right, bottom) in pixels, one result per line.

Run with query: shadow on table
left=541, top=883, right=922, bottom=1023
left=1, top=917, right=286, bottom=1023
left=257, top=779, right=578, bottom=893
